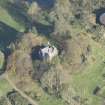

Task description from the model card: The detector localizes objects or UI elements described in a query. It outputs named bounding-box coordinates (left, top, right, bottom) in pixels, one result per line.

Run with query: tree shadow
left=4, top=1, right=54, bottom=36
left=33, top=21, right=54, bottom=36
left=3, top=1, right=29, bottom=30
left=35, top=0, right=55, bottom=9
left=94, top=8, right=105, bottom=24
left=0, top=21, right=18, bottom=55
left=31, top=45, right=45, bottom=60
left=0, top=21, right=19, bottom=74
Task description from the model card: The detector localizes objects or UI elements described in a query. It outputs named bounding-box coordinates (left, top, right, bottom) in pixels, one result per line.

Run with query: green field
left=0, top=79, right=12, bottom=97
left=69, top=39, right=105, bottom=105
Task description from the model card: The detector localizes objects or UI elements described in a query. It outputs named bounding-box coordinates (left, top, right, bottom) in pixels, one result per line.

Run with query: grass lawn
left=0, top=79, right=12, bottom=97
left=69, top=39, right=105, bottom=105
left=38, top=94, right=65, bottom=105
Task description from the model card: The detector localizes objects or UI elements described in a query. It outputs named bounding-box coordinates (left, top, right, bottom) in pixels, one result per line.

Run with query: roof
left=100, top=13, right=105, bottom=25
left=40, top=45, right=58, bottom=60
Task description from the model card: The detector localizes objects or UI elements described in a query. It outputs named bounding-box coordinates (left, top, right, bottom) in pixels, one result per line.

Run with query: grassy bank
left=0, top=79, right=12, bottom=97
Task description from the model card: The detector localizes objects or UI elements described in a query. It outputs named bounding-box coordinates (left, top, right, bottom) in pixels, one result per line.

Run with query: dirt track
left=5, top=74, right=38, bottom=105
